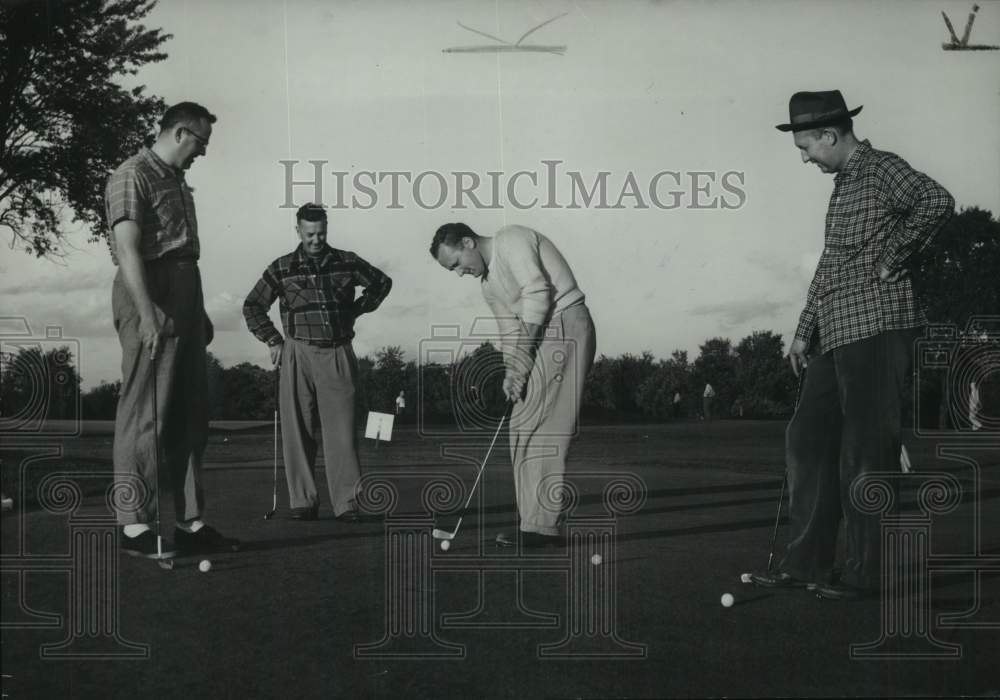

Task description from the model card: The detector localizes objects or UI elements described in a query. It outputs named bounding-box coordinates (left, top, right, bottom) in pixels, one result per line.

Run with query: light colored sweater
left=481, top=226, right=585, bottom=375
left=481, top=225, right=585, bottom=325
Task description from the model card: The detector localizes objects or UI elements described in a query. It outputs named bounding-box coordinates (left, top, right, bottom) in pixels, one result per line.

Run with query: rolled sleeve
left=105, top=167, right=146, bottom=230
left=243, top=266, right=283, bottom=346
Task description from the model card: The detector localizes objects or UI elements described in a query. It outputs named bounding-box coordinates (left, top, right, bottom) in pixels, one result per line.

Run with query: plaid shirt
left=243, top=244, right=391, bottom=346
left=104, top=147, right=199, bottom=264
left=795, top=140, right=954, bottom=354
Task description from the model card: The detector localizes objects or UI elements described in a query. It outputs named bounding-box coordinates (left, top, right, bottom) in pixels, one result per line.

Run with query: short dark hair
left=159, top=102, right=217, bottom=132
left=430, top=223, right=477, bottom=258
left=296, top=202, right=327, bottom=224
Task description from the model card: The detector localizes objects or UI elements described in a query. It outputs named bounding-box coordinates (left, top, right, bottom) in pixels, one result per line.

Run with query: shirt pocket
left=149, top=188, right=188, bottom=245
left=329, top=271, right=356, bottom=303
left=282, top=277, right=312, bottom=306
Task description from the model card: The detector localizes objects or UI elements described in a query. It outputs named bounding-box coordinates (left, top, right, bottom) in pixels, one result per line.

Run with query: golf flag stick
left=264, top=365, right=279, bottom=520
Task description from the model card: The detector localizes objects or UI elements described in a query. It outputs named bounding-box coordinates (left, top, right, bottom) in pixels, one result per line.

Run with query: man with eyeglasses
left=105, top=101, right=239, bottom=560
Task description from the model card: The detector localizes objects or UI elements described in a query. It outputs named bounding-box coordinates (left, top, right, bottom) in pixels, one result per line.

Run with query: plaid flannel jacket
left=243, top=244, right=391, bottom=346
left=794, top=140, right=954, bottom=354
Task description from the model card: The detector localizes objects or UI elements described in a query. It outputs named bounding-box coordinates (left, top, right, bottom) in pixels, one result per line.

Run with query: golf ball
left=199, top=559, right=212, bottom=573
left=721, top=593, right=734, bottom=608
left=591, top=554, right=602, bottom=566
left=440, top=540, right=450, bottom=552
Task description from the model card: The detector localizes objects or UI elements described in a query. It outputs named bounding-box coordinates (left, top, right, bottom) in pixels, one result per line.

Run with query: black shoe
left=290, top=505, right=319, bottom=521
left=121, top=529, right=177, bottom=559
left=748, top=571, right=809, bottom=588
left=495, top=532, right=564, bottom=549
left=174, top=525, right=241, bottom=554
left=334, top=509, right=361, bottom=523
left=814, top=582, right=873, bottom=601
left=806, top=569, right=842, bottom=592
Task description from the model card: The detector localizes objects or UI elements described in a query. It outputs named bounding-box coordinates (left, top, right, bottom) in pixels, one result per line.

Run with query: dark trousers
left=779, top=328, right=917, bottom=589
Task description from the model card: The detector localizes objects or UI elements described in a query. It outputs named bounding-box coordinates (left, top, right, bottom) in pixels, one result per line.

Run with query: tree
left=734, top=330, right=796, bottom=417
left=363, top=346, right=407, bottom=414
left=205, top=351, right=225, bottom=420
left=81, top=380, right=120, bottom=419
left=636, top=351, right=691, bottom=420
left=221, top=362, right=273, bottom=420
left=692, top=337, right=739, bottom=417
left=1, top=0, right=170, bottom=257
left=0, top=344, right=81, bottom=421
left=912, top=207, right=1000, bottom=428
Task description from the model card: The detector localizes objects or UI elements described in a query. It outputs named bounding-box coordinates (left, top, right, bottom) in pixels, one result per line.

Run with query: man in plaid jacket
left=243, top=204, right=391, bottom=521
left=751, top=91, right=954, bottom=600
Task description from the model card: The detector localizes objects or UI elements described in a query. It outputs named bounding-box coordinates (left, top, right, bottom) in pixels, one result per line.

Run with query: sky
left=2, top=0, right=999, bottom=389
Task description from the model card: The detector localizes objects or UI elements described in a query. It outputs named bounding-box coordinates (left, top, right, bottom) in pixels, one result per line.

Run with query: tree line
left=2, top=330, right=995, bottom=430
left=1, top=208, right=998, bottom=427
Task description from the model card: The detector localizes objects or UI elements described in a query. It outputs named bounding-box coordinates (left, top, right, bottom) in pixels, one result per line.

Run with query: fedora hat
left=776, top=90, right=862, bottom=132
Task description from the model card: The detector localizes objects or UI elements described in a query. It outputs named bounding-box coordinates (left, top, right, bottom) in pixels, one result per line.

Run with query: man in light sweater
left=431, top=223, right=596, bottom=548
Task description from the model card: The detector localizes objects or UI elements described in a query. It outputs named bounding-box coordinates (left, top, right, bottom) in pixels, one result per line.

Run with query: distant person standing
left=243, top=203, right=391, bottom=522
left=969, top=381, right=982, bottom=431
left=673, top=390, right=682, bottom=419
left=750, top=90, right=953, bottom=600
left=702, top=383, right=715, bottom=420
left=395, top=390, right=406, bottom=416
left=105, top=102, right=239, bottom=558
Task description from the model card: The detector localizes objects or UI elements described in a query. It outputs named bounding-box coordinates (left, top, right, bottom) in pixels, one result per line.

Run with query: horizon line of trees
left=2, top=327, right=996, bottom=430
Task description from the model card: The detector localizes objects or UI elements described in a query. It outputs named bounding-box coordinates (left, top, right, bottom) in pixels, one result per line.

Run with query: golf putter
left=764, top=367, right=806, bottom=573
left=264, top=365, right=279, bottom=520
left=150, top=355, right=174, bottom=570
left=432, top=403, right=511, bottom=542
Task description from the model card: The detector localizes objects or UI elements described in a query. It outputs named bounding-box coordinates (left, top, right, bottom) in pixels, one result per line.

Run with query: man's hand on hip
left=789, top=338, right=809, bottom=378
left=878, top=264, right=908, bottom=283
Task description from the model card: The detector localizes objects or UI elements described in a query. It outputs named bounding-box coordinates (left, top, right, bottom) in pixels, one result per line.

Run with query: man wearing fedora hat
left=750, top=90, right=954, bottom=600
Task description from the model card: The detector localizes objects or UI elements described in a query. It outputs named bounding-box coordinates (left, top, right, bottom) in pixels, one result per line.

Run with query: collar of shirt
left=835, top=139, right=872, bottom=183
left=291, top=243, right=338, bottom=272
left=137, top=146, right=184, bottom=181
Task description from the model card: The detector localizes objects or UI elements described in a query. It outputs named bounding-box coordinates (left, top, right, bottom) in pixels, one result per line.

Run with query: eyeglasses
left=181, top=127, right=210, bottom=148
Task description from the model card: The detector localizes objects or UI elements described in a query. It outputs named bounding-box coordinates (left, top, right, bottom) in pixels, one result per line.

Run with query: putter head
left=264, top=510, right=276, bottom=520
left=431, top=528, right=455, bottom=540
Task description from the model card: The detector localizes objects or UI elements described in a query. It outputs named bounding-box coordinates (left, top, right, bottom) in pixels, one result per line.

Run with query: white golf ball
left=440, top=540, right=450, bottom=552
left=591, top=554, right=602, bottom=566
left=721, top=593, right=734, bottom=608
left=199, top=559, right=212, bottom=573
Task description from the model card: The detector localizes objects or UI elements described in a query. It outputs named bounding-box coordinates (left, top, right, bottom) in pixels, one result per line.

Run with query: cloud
left=3, top=292, right=111, bottom=339
left=204, top=291, right=250, bottom=332
left=746, top=250, right=820, bottom=287
left=688, top=299, right=790, bottom=330
left=0, top=270, right=110, bottom=297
